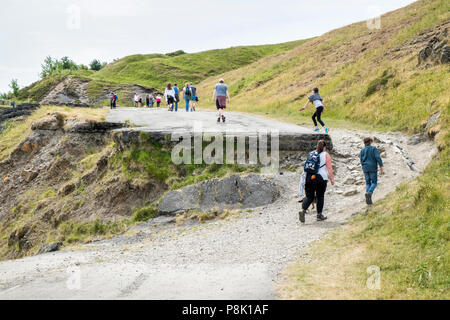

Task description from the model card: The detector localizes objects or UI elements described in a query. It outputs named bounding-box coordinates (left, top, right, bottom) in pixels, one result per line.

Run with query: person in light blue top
left=212, top=78, right=230, bottom=123
left=360, top=137, right=384, bottom=205
left=300, top=87, right=329, bottom=133
left=173, top=83, right=179, bottom=112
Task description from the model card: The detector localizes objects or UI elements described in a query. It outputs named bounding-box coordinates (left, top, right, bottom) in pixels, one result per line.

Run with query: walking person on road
left=156, top=95, right=162, bottom=108
left=360, top=137, right=384, bottom=205
left=212, top=78, right=230, bottom=123
left=164, top=83, right=177, bottom=112
left=173, top=83, right=180, bottom=112
left=110, top=92, right=117, bottom=109
left=133, top=93, right=139, bottom=108
left=183, top=83, right=191, bottom=112
left=299, top=140, right=335, bottom=223
left=189, top=82, right=197, bottom=111
left=300, top=87, right=329, bottom=133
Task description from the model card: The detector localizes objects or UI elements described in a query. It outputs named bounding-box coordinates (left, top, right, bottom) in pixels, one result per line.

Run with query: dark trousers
left=302, top=174, right=328, bottom=214
left=312, top=106, right=325, bottom=127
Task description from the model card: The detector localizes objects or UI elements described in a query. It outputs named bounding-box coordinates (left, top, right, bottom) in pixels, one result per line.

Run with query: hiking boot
left=217, top=117, right=221, bottom=123
left=313, top=127, right=320, bottom=132
left=222, top=116, right=226, bottom=123
left=365, top=193, right=370, bottom=205
left=299, top=210, right=306, bottom=223
left=367, top=193, right=373, bottom=205
left=317, top=213, right=327, bottom=221
left=324, top=126, right=329, bottom=134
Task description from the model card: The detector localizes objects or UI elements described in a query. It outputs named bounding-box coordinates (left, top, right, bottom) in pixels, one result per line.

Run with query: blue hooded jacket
left=360, top=145, right=383, bottom=172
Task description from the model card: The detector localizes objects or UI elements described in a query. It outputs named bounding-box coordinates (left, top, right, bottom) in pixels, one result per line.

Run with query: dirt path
left=0, top=117, right=436, bottom=299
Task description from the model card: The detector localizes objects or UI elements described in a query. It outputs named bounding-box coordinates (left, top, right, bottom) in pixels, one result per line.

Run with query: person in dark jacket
left=360, top=137, right=384, bottom=205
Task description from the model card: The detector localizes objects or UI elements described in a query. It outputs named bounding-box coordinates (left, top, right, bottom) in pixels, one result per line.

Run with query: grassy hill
left=197, top=0, right=449, bottom=133
left=90, top=40, right=308, bottom=90
left=17, top=40, right=309, bottom=104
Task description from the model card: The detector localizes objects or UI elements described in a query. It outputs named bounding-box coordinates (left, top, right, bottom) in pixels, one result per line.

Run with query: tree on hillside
left=59, top=56, right=79, bottom=71
left=40, top=56, right=58, bottom=78
left=89, top=59, right=107, bottom=71
left=9, top=79, right=20, bottom=97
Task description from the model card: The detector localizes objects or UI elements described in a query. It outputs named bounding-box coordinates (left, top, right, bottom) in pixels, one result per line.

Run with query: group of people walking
left=163, top=82, right=198, bottom=112
left=298, top=136, right=384, bottom=223
left=111, top=79, right=231, bottom=123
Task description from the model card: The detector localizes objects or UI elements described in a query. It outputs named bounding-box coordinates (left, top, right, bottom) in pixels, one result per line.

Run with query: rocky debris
left=343, top=177, right=356, bottom=185
left=22, top=168, right=39, bottom=182
left=417, top=27, right=449, bottom=66
left=158, top=174, right=280, bottom=215
left=38, top=242, right=63, bottom=254
left=407, top=133, right=426, bottom=145
left=69, top=121, right=125, bottom=133
left=424, top=111, right=441, bottom=139
left=40, top=76, right=90, bottom=106
left=31, top=113, right=64, bottom=131
left=343, top=189, right=358, bottom=197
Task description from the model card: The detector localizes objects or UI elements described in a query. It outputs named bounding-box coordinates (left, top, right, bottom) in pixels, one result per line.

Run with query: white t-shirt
left=164, top=89, right=176, bottom=100
left=134, top=95, right=139, bottom=102
left=318, top=152, right=329, bottom=181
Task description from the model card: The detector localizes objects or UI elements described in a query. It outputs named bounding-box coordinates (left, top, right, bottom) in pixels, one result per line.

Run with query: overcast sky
left=0, top=0, right=416, bottom=93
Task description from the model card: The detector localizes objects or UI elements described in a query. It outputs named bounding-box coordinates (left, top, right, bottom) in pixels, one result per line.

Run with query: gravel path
left=0, top=120, right=436, bottom=299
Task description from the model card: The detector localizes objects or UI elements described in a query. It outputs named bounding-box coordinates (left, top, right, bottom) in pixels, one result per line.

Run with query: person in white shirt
left=164, top=83, right=177, bottom=112
left=133, top=93, right=139, bottom=107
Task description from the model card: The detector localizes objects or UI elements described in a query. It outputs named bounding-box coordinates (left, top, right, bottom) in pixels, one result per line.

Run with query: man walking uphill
left=360, top=137, right=384, bottom=205
left=212, top=78, right=230, bottom=123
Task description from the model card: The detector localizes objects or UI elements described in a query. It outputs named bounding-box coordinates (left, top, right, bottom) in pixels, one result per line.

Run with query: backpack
left=304, top=151, right=325, bottom=174
left=114, top=94, right=118, bottom=101
left=185, top=87, right=191, bottom=96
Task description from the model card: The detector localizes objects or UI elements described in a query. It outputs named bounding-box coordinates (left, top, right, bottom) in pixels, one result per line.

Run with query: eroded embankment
left=0, top=112, right=276, bottom=260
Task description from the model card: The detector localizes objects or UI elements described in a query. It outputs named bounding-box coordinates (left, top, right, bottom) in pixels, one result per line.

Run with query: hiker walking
left=300, top=87, right=329, bottom=133
left=190, top=82, right=197, bottom=111
left=133, top=93, right=139, bottom=107
left=164, top=83, right=177, bottom=112
left=212, top=78, right=230, bottom=123
left=183, top=83, right=191, bottom=112
left=110, top=92, right=117, bottom=109
left=156, top=95, right=162, bottom=108
left=138, top=95, right=143, bottom=107
left=173, top=83, right=180, bottom=112
left=299, top=140, right=335, bottom=223
left=149, top=94, right=154, bottom=108
left=360, top=137, right=384, bottom=205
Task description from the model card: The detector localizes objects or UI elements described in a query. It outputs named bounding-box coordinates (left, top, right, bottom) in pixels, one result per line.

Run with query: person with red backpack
left=299, top=140, right=335, bottom=223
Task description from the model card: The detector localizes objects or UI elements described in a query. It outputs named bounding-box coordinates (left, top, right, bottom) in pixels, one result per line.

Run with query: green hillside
left=17, top=39, right=309, bottom=104
left=90, top=40, right=309, bottom=89
left=198, top=0, right=449, bottom=133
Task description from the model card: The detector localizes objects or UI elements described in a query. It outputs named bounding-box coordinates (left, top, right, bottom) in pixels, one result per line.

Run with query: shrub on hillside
left=166, top=50, right=186, bottom=57
left=365, top=69, right=394, bottom=97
